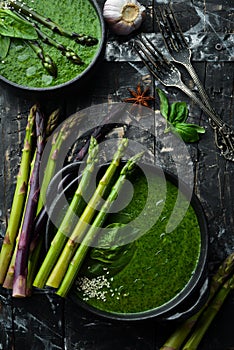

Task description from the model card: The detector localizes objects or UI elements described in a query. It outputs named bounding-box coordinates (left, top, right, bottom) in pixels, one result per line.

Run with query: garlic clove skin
left=103, top=0, right=146, bottom=36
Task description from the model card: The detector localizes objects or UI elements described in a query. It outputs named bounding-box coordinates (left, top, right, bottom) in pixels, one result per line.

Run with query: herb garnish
left=82, top=223, right=137, bottom=278
left=0, top=9, right=38, bottom=40
left=0, top=34, right=10, bottom=59
left=156, top=88, right=205, bottom=143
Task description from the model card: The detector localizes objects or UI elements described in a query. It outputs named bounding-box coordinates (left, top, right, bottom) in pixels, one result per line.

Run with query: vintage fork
left=155, top=3, right=214, bottom=114
left=134, top=35, right=234, bottom=161
left=155, top=3, right=234, bottom=160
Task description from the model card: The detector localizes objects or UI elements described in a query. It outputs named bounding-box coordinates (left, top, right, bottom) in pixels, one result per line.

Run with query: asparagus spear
left=31, top=106, right=125, bottom=291
left=45, top=108, right=60, bottom=139
left=9, top=0, right=98, bottom=46
left=2, top=151, right=36, bottom=290
left=32, top=104, right=124, bottom=286
left=33, top=136, right=99, bottom=289
left=182, top=272, right=234, bottom=350
left=35, top=25, right=84, bottom=65
left=25, top=109, right=60, bottom=296
left=57, top=152, right=144, bottom=297
left=46, top=138, right=128, bottom=289
left=26, top=236, right=43, bottom=296
left=27, top=40, right=57, bottom=77
left=160, top=252, right=234, bottom=350
left=74, top=103, right=126, bottom=162
left=0, top=106, right=35, bottom=284
left=12, top=107, right=46, bottom=297
left=19, top=10, right=84, bottom=66
left=36, top=118, right=72, bottom=212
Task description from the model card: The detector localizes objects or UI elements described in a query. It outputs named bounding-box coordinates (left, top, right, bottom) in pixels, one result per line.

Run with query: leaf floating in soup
left=82, top=223, right=137, bottom=277
left=0, top=9, right=38, bottom=39
left=0, top=34, right=10, bottom=59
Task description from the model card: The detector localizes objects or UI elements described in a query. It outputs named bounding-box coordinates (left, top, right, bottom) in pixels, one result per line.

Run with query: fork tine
left=155, top=5, right=177, bottom=53
left=167, top=4, right=188, bottom=48
left=133, top=43, right=163, bottom=83
left=134, top=38, right=163, bottom=83
left=138, top=35, right=171, bottom=68
left=155, top=4, right=188, bottom=53
left=134, top=35, right=172, bottom=84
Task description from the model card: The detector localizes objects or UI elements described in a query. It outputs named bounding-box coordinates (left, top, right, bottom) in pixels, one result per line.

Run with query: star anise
left=123, top=83, right=155, bottom=107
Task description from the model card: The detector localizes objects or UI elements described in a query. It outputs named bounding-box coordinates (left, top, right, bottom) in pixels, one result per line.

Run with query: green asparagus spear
left=182, top=272, right=234, bottom=350
left=160, top=251, right=234, bottom=350
left=27, top=40, right=57, bottom=77
left=19, top=10, right=84, bottom=66
left=9, top=0, right=98, bottom=46
left=26, top=237, right=43, bottom=296
left=36, top=119, right=71, bottom=212
left=45, top=109, right=60, bottom=139
left=28, top=114, right=77, bottom=289
left=2, top=151, right=36, bottom=290
left=35, top=26, right=84, bottom=65
left=46, top=138, right=128, bottom=289
left=0, top=106, right=35, bottom=284
left=57, top=152, right=144, bottom=297
left=33, top=136, right=99, bottom=289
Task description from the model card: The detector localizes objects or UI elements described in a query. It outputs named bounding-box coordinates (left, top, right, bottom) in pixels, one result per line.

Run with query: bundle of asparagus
left=160, top=251, right=234, bottom=350
left=0, top=102, right=138, bottom=298
left=33, top=138, right=144, bottom=297
left=0, top=107, right=60, bottom=294
left=0, top=105, right=57, bottom=296
left=0, top=105, right=81, bottom=296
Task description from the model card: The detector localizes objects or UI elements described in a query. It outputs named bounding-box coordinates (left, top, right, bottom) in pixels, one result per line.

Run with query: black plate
left=0, top=0, right=105, bottom=97
left=45, top=161, right=209, bottom=321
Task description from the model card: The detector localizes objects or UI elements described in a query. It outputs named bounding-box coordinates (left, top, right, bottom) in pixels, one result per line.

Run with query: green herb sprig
left=0, top=8, right=38, bottom=40
left=0, top=8, right=38, bottom=59
left=156, top=88, right=205, bottom=143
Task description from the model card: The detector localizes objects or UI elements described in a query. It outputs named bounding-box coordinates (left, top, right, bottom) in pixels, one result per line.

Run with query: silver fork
left=155, top=3, right=215, bottom=114
left=134, top=35, right=234, bottom=161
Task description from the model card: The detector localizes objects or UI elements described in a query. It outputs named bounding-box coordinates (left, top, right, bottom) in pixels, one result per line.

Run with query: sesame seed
left=76, top=274, right=112, bottom=302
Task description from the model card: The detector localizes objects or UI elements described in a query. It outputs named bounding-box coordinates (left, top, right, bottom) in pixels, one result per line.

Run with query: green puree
left=0, top=0, right=101, bottom=88
left=74, top=167, right=202, bottom=315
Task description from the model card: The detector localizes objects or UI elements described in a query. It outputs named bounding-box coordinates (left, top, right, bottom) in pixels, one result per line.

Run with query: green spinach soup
left=73, top=166, right=202, bottom=315
left=0, top=0, right=102, bottom=88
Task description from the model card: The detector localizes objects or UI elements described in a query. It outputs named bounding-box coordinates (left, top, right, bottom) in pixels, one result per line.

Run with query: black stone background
left=0, top=0, right=234, bottom=349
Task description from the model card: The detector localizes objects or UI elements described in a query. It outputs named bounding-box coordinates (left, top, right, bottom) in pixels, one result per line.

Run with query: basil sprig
left=156, top=88, right=205, bottom=143
left=0, top=8, right=38, bottom=59
left=0, top=9, right=38, bottom=39
left=80, top=223, right=137, bottom=277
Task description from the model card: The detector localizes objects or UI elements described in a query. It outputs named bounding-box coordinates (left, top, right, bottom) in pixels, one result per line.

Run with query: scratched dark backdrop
left=0, top=0, right=234, bottom=349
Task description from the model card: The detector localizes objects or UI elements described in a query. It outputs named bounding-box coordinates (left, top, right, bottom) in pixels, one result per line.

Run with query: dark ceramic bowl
left=0, top=0, right=105, bottom=95
left=45, top=161, right=209, bottom=322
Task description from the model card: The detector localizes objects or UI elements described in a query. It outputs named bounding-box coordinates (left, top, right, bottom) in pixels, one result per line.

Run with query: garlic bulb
left=103, top=0, right=146, bottom=35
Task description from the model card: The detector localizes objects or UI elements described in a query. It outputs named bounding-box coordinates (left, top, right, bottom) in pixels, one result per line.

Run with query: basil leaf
left=169, top=101, right=188, bottom=124
left=94, top=223, right=126, bottom=248
left=157, top=88, right=206, bottom=143
left=87, top=242, right=136, bottom=277
left=0, top=34, right=10, bottom=59
left=156, top=88, right=169, bottom=119
left=0, top=9, right=38, bottom=39
left=81, top=223, right=137, bottom=277
left=173, top=123, right=205, bottom=143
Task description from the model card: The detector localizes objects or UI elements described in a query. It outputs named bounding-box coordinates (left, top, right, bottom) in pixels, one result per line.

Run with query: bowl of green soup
left=45, top=160, right=209, bottom=321
left=0, top=0, right=105, bottom=93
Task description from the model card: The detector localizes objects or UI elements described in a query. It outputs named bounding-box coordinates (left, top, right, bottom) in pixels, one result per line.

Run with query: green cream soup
left=73, top=166, right=202, bottom=315
left=0, top=0, right=102, bottom=88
